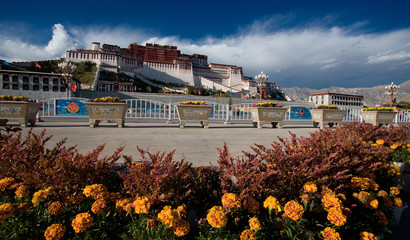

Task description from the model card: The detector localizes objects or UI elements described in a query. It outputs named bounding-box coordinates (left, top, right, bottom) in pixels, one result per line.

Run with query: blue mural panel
left=56, top=100, right=88, bottom=116
left=289, top=107, right=312, bottom=120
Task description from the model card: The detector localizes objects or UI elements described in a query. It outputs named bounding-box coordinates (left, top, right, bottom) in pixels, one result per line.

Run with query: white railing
left=38, top=98, right=410, bottom=125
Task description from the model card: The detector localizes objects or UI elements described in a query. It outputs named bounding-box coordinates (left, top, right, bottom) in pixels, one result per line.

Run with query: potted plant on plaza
left=84, top=96, right=128, bottom=128
left=0, top=95, right=41, bottom=127
left=250, top=102, right=287, bottom=128
left=176, top=101, right=213, bottom=128
left=361, top=107, right=397, bottom=127
left=310, top=104, right=347, bottom=129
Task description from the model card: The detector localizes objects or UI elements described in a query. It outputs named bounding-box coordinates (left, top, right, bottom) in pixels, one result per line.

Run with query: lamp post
left=58, top=60, right=77, bottom=98
left=385, top=82, right=400, bottom=107
left=255, top=71, right=268, bottom=103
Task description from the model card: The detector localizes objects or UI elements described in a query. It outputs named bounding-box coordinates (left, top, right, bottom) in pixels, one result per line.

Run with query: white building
left=309, top=92, right=364, bottom=109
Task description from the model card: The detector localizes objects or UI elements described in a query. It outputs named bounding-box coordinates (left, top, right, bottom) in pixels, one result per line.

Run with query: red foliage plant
left=119, top=147, right=194, bottom=207
left=0, top=130, right=125, bottom=203
left=217, top=123, right=407, bottom=202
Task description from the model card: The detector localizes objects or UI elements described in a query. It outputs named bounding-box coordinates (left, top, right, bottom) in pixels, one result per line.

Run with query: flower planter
left=0, top=101, right=41, bottom=127
left=310, top=109, right=347, bottom=129
left=360, top=111, right=397, bottom=127
left=250, top=107, right=287, bottom=129
left=176, top=105, right=213, bottom=128
left=84, top=102, right=128, bottom=128
left=390, top=203, right=408, bottom=227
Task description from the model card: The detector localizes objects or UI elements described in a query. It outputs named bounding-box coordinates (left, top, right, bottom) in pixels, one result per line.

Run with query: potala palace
left=66, top=42, right=278, bottom=95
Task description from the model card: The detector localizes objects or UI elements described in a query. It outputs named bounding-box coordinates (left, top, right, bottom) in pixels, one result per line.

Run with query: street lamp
left=58, top=60, right=77, bottom=98
left=384, top=82, right=400, bottom=107
left=255, top=71, right=268, bottom=102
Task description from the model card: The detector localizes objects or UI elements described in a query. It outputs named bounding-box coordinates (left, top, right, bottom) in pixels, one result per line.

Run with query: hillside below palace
left=66, top=42, right=277, bottom=95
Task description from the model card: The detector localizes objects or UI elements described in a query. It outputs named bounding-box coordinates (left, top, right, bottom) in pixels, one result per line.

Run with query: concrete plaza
left=19, top=118, right=316, bottom=166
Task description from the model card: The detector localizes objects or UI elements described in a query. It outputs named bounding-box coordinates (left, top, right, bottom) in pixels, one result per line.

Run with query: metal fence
left=39, top=98, right=410, bottom=124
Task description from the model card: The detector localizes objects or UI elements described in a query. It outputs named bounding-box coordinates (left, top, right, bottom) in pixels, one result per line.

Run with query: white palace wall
left=136, top=62, right=195, bottom=85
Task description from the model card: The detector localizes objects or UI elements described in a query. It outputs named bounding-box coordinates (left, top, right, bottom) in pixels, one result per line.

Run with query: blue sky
left=1, top=0, right=410, bottom=89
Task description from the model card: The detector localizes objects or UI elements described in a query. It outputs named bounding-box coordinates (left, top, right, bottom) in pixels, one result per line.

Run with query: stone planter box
left=310, top=109, right=347, bottom=129
left=176, top=105, right=213, bottom=128
left=84, top=102, right=128, bottom=128
left=250, top=107, right=287, bottom=129
left=360, top=111, right=397, bottom=127
left=0, top=101, right=41, bottom=127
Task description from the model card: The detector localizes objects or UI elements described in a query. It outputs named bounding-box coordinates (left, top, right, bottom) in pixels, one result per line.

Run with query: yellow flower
left=303, top=182, right=317, bottom=193
left=173, top=219, right=190, bottom=237
left=249, top=217, right=261, bottom=231
left=376, top=139, right=385, bottom=145
left=377, top=190, right=388, bottom=197
left=91, top=198, right=108, bottom=214
left=300, top=194, right=310, bottom=204
left=133, top=196, right=151, bottom=214
left=394, top=197, right=403, bottom=207
left=245, top=196, right=260, bottom=213
left=240, top=229, right=257, bottom=240
left=32, top=187, right=52, bottom=207
left=71, top=212, right=93, bottom=233
left=177, top=205, right=187, bottom=218
left=44, top=223, right=65, bottom=240
left=158, top=206, right=179, bottom=227
left=388, top=165, right=401, bottom=176
left=221, top=193, right=241, bottom=209
left=206, top=206, right=227, bottom=228
left=0, top=203, right=14, bottom=223
left=15, top=185, right=30, bottom=198
left=284, top=200, right=304, bottom=221
left=369, top=199, right=379, bottom=209
left=360, top=231, right=377, bottom=240
left=15, top=202, right=29, bottom=213
left=350, top=177, right=379, bottom=191
left=263, top=196, right=281, bottom=212
left=115, top=198, right=133, bottom=213
left=390, top=143, right=400, bottom=150
left=322, top=193, right=342, bottom=211
left=390, top=187, right=400, bottom=196
left=83, top=184, right=107, bottom=199
left=322, top=227, right=341, bottom=240
left=327, top=207, right=347, bottom=226
left=146, top=219, right=156, bottom=229
left=0, top=177, right=15, bottom=191
left=48, top=201, right=64, bottom=215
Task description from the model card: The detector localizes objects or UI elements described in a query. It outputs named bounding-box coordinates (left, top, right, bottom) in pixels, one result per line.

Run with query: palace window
left=3, top=75, right=9, bottom=81
left=33, top=85, right=39, bottom=91
left=33, top=77, right=39, bottom=83
left=23, top=76, right=29, bottom=82
left=23, top=84, right=29, bottom=90
left=43, top=78, right=49, bottom=84
left=43, top=86, right=49, bottom=91
left=52, top=86, right=58, bottom=92
left=60, top=86, right=66, bottom=92
left=12, top=83, right=19, bottom=90
left=2, top=83, right=9, bottom=89
left=12, top=76, right=18, bottom=82
left=53, top=78, right=59, bottom=85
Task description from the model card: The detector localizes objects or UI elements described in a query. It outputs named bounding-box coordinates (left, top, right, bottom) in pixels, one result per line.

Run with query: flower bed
left=176, top=102, right=213, bottom=128
left=311, top=105, right=346, bottom=129
left=361, top=107, right=397, bottom=127
left=0, top=95, right=40, bottom=127
left=250, top=102, right=287, bottom=128
left=0, top=124, right=409, bottom=239
left=85, top=97, right=127, bottom=128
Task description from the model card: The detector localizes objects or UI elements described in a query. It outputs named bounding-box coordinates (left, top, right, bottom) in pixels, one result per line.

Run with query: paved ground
left=17, top=118, right=316, bottom=167
left=6, top=118, right=410, bottom=238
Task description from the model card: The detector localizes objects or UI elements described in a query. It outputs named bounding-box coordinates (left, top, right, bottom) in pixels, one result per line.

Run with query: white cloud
left=1, top=20, right=410, bottom=88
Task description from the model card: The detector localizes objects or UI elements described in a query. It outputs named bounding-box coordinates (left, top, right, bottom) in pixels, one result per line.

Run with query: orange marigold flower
left=0, top=203, right=14, bottom=223
left=240, top=229, right=257, bottom=240
left=158, top=206, right=179, bottom=227
left=173, top=219, right=190, bottom=237
left=0, top=177, right=15, bottom=191
left=327, top=207, right=347, bottom=226
left=321, top=187, right=333, bottom=195
left=71, top=212, right=93, bottom=233
left=32, top=187, right=52, bottom=207
left=322, top=227, right=341, bottom=240
left=376, top=210, right=388, bottom=225
left=15, top=185, right=30, bottom=198
left=15, top=202, right=29, bottom=213
left=300, top=194, right=309, bottom=204
left=360, top=231, right=377, bottom=240
left=221, top=193, right=241, bottom=209
left=83, top=184, right=107, bottom=199
left=133, top=196, right=151, bottom=214
left=369, top=199, right=379, bottom=209
left=394, top=197, right=403, bottom=207
left=263, top=196, right=281, bottom=212
left=48, top=201, right=64, bottom=215
left=44, top=223, right=65, bottom=240
left=146, top=219, right=156, bottom=229
left=322, top=193, right=342, bottom=211
left=377, top=190, right=388, bottom=197
left=390, top=143, right=400, bottom=150
left=245, top=196, right=260, bottom=213
left=115, top=198, right=133, bottom=213
left=206, top=206, right=227, bottom=228
left=303, top=182, right=317, bottom=193
left=177, top=205, right=187, bottom=218
left=388, top=165, right=401, bottom=176
left=284, top=200, right=304, bottom=221
left=249, top=217, right=261, bottom=231
left=376, top=139, right=385, bottom=145
left=91, top=198, right=108, bottom=214
left=390, top=187, right=400, bottom=196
